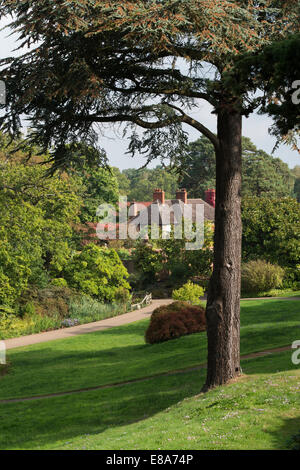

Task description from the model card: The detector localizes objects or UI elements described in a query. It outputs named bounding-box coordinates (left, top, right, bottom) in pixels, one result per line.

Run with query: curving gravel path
left=3, top=299, right=173, bottom=351
left=3, top=296, right=299, bottom=351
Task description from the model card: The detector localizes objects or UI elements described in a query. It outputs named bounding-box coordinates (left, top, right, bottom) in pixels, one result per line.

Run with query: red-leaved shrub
left=145, top=301, right=206, bottom=344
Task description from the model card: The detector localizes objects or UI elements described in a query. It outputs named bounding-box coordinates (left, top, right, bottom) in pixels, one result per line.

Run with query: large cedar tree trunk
left=203, top=109, right=242, bottom=391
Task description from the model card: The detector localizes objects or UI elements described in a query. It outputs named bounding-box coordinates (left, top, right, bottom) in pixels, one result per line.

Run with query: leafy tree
left=50, top=142, right=120, bottom=222
left=111, top=165, right=179, bottom=201
left=1, top=0, right=298, bottom=389
left=62, top=244, right=130, bottom=302
left=292, top=165, right=300, bottom=201
left=242, top=197, right=300, bottom=285
left=133, top=241, right=164, bottom=284
left=0, top=223, right=34, bottom=307
left=112, top=167, right=131, bottom=196
left=242, top=144, right=295, bottom=198
left=156, top=221, right=214, bottom=280
left=179, top=137, right=216, bottom=199
left=0, top=149, right=82, bottom=306
left=78, top=166, right=119, bottom=223
left=180, top=136, right=295, bottom=199
left=133, top=221, right=214, bottom=283
left=125, top=166, right=179, bottom=201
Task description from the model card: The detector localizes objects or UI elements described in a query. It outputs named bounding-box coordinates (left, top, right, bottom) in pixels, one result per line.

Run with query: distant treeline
left=113, top=136, right=299, bottom=202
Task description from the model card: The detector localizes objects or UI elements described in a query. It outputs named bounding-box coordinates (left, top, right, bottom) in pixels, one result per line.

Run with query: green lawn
left=0, top=298, right=299, bottom=450
left=0, top=351, right=299, bottom=450
left=0, top=299, right=299, bottom=400
left=241, top=289, right=300, bottom=299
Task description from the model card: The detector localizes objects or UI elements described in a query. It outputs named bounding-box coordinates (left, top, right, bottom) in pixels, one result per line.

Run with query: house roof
left=184, top=198, right=215, bottom=221
left=128, top=198, right=215, bottom=227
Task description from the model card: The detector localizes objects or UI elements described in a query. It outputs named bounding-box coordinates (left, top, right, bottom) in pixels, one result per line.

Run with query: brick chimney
left=153, top=188, right=165, bottom=204
left=205, top=189, right=216, bottom=208
left=130, top=200, right=138, bottom=217
left=176, top=188, right=187, bottom=204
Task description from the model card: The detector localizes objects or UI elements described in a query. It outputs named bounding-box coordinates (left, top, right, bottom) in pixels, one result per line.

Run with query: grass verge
left=0, top=351, right=299, bottom=450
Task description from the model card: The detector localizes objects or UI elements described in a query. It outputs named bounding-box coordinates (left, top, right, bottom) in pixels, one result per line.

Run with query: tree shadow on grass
left=241, top=350, right=300, bottom=376
left=240, top=299, right=300, bottom=327
left=0, top=334, right=206, bottom=400
left=267, top=416, right=300, bottom=450
left=0, top=369, right=205, bottom=450
left=1, top=346, right=299, bottom=449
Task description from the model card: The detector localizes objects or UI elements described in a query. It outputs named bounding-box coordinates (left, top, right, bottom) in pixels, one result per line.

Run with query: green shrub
left=241, top=260, right=285, bottom=293
left=172, top=281, right=204, bottom=304
left=116, top=249, right=132, bottom=260
left=18, top=286, right=75, bottom=319
left=23, top=313, right=62, bottom=334
left=0, top=308, right=18, bottom=332
left=128, top=272, right=144, bottom=290
left=133, top=242, right=164, bottom=283
left=22, top=301, right=36, bottom=316
left=114, top=287, right=132, bottom=304
left=0, top=290, right=131, bottom=340
left=145, top=301, right=206, bottom=344
left=151, top=288, right=170, bottom=299
left=51, top=278, right=68, bottom=288
left=0, top=248, right=31, bottom=307
left=62, top=244, right=131, bottom=302
left=0, top=311, right=61, bottom=340
left=242, top=197, right=300, bottom=272
left=0, top=305, right=14, bottom=315
left=282, top=266, right=300, bottom=290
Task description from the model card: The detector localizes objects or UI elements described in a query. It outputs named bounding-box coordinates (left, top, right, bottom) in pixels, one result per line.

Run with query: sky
left=1, top=17, right=299, bottom=170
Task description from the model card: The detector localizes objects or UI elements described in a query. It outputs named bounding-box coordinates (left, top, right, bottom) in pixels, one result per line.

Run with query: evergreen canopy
left=229, top=33, right=300, bottom=147
left=0, top=0, right=298, bottom=166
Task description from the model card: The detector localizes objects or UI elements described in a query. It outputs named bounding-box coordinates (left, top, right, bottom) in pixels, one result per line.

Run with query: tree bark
left=203, top=108, right=242, bottom=391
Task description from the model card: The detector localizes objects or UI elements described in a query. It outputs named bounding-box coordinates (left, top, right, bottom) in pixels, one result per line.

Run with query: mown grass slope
left=0, top=299, right=299, bottom=400
left=0, top=351, right=299, bottom=450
